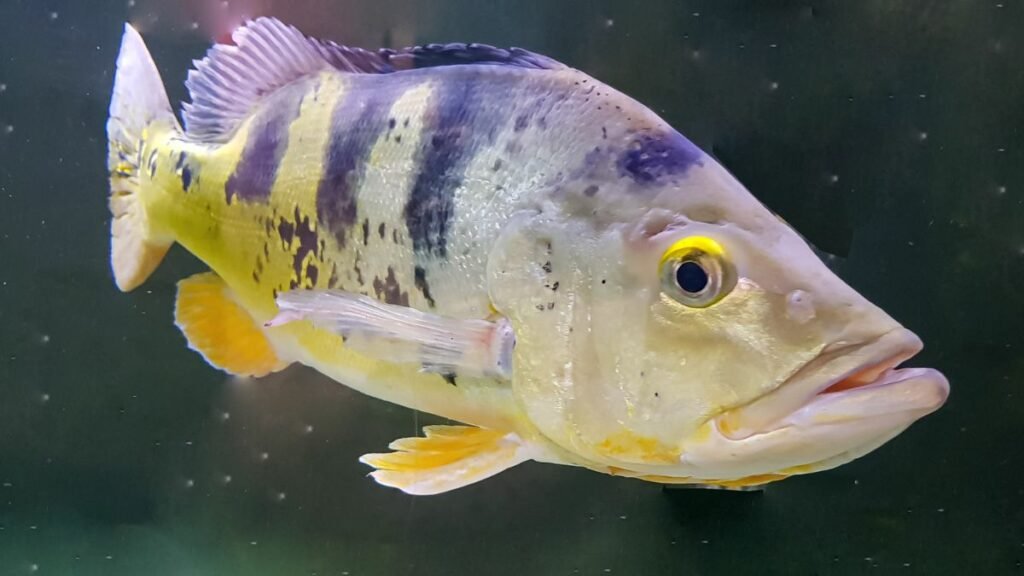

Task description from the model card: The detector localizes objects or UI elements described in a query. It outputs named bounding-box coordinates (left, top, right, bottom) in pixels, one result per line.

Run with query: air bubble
left=189, top=21, right=199, bottom=30
left=917, top=131, right=928, bottom=142
left=604, top=18, right=614, bottom=28
left=184, top=478, right=194, bottom=488
left=304, top=424, right=314, bottom=434
left=997, top=185, right=1007, bottom=195
left=40, top=393, right=50, bottom=403
left=275, top=491, right=286, bottom=501
left=259, top=451, right=269, bottom=461
left=4, top=125, right=13, bottom=134
left=222, top=474, right=232, bottom=484
left=769, top=81, right=779, bottom=91
left=0, top=84, right=6, bottom=93
left=49, top=11, right=58, bottom=20
left=30, top=564, right=39, bottom=572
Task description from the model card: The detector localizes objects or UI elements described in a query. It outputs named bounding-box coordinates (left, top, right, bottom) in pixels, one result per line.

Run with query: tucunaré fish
left=106, top=18, right=948, bottom=495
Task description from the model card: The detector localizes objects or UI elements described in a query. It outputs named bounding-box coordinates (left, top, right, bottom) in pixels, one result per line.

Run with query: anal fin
left=360, top=426, right=531, bottom=495
left=175, top=272, right=288, bottom=377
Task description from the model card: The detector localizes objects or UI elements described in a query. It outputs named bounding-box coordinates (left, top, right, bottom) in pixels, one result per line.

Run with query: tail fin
left=107, top=24, right=178, bottom=291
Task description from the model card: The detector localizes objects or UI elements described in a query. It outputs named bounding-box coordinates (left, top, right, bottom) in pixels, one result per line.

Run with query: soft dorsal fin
left=183, top=17, right=567, bottom=141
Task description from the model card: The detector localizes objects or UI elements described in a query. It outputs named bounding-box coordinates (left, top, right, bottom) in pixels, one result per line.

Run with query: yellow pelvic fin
left=174, top=272, right=288, bottom=377
left=360, top=425, right=531, bottom=495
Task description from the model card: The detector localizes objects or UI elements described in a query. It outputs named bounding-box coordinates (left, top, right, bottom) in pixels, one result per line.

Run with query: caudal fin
left=107, top=24, right=178, bottom=291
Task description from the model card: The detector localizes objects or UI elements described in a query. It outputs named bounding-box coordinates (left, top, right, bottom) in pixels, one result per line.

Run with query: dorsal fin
left=183, top=17, right=567, bottom=142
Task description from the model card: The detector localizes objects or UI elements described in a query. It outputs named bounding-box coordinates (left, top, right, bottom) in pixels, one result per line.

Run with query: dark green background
left=1, top=0, right=1021, bottom=574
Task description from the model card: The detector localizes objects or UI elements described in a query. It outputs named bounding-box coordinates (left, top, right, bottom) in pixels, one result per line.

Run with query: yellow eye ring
left=659, top=236, right=735, bottom=308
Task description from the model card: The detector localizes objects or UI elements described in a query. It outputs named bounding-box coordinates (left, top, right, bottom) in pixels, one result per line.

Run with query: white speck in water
left=105, top=555, right=113, bottom=561
left=917, top=131, right=929, bottom=141
left=692, top=12, right=700, bottom=17
left=220, top=0, right=230, bottom=9
left=937, top=507, right=945, bottom=512
left=918, top=93, right=927, bottom=99
left=40, top=393, right=50, bottom=403
left=997, top=185, right=1007, bottom=195
left=29, top=564, right=38, bottom=572
left=904, top=563, right=912, bottom=568
left=618, top=515, right=627, bottom=520
left=49, top=11, right=58, bottom=20
left=275, top=491, right=287, bottom=502
left=127, top=0, right=135, bottom=7
left=997, top=147, right=1006, bottom=153
left=39, top=334, right=50, bottom=345
left=0, top=84, right=6, bottom=93
left=304, top=424, right=314, bottom=434
left=250, top=541, right=258, bottom=546
left=828, top=173, right=839, bottom=184
left=259, top=451, right=269, bottom=461
left=769, top=81, right=779, bottom=91
left=604, top=18, right=614, bottom=28
left=184, top=478, right=194, bottom=488
left=219, top=411, right=230, bottom=421
left=4, top=125, right=13, bottom=134
left=190, top=21, right=200, bottom=30
left=701, top=539, right=709, bottom=544
left=769, top=43, right=778, bottom=48
left=854, top=479, right=860, bottom=485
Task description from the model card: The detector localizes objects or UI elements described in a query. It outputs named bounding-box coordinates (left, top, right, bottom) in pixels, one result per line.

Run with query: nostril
left=786, top=289, right=815, bottom=324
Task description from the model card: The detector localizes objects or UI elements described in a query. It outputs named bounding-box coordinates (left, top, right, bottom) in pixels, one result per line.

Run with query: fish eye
left=659, top=236, right=735, bottom=308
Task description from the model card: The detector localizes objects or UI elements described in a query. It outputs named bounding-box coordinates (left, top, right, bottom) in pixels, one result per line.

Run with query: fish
left=106, top=18, right=949, bottom=495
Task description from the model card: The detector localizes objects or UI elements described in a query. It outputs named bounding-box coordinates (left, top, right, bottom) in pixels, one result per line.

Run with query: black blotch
left=181, top=165, right=192, bottom=191
left=378, top=222, right=386, bottom=239
left=403, top=118, right=410, bottom=127
left=583, top=184, right=599, bottom=197
left=328, top=263, right=340, bottom=288
left=536, top=304, right=546, bottom=311
left=414, top=265, right=436, bottom=308
left=306, top=263, right=319, bottom=286
left=514, top=114, right=529, bottom=132
left=388, top=117, right=396, bottom=130
left=551, top=281, right=560, bottom=291
left=278, top=218, right=295, bottom=248
left=602, top=126, right=608, bottom=139
left=362, top=218, right=370, bottom=245
left=442, top=372, right=458, bottom=386
left=546, top=302, right=555, bottom=310
left=372, top=266, right=409, bottom=306
left=395, top=135, right=402, bottom=143
left=542, top=261, right=553, bottom=274
left=492, top=158, right=503, bottom=171
left=263, top=242, right=270, bottom=258
left=291, top=207, right=319, bottom=287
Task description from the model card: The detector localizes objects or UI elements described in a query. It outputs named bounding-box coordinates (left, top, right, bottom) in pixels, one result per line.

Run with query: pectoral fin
left=175, top=272, right=288, bottom=377
left=360, top=426, right=531, bottom=495
left=268, top=290, right=514, bottom=379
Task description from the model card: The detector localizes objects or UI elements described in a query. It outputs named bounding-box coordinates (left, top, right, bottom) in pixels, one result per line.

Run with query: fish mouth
left=678, top=328, right=949, bottom=480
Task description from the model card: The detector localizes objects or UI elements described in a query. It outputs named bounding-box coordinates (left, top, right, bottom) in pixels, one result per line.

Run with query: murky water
left=1, top=1, right=1022, bottom=574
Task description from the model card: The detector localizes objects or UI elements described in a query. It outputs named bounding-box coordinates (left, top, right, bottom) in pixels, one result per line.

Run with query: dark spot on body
left=362, top=218, right=370, bottom=245
left=492, top=158, right=503, bottom=172
left=583, top=184, right=599, bottom=197
left=392, top=229, right=400, bottom=244
left=225, top=83, right=304, bottom=203
left=291, top=207, right=320, bottom=286
left=181, top=164, right=192, bottom=191
left=618, top=131, right=703, bottom=185
left=278, top=218, right=295, bottom=247
left=306, top=263, right=319, bottom=286
left=602, top=126, right=608, bottom=139
left=536, top=304, right=545, bottom=311
left=542, top=261, right=552, bottom=274
left=514, top=114, right=529, bottom=132
left=442, top=372, right=457, bottom=386
left=372, top=266, right=409, bottom=306
left=546, top=302, right=555, bottom=310
left=378, top=222, right=386, bottom=239
left=328, top=263, right=341, bottom=288
left=413, top=265, right=436, bottom=308
left=395, top=135, right=402, bottom=143
left=388, top=117, right=396, bottom=130
left=354, top=251, right=365, bottom=285
left=551, top=281, right=560, bottom=291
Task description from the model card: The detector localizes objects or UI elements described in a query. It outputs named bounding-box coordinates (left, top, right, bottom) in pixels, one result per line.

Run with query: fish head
left=493, top=134, right=948, bottom=484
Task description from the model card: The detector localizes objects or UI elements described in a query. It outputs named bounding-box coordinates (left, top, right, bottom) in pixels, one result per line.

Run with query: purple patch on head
left=225, top=84, right=304, bottom=203
left=617, top=130, right=703, bottom=185
left=317, top=78, right=407, bottom=247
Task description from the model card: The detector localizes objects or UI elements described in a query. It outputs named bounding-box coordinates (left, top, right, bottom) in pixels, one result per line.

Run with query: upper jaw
left=717, top=327, right=938, bottom=441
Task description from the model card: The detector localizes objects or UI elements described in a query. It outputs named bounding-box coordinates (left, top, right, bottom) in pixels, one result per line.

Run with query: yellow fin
left=360, top=426, right=531, bottom=495
left=174, top=272, right=287, bottom=377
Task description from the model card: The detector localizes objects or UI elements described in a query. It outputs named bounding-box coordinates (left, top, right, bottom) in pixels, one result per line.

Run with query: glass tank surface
left=0, top=0, right=1022, bottom=574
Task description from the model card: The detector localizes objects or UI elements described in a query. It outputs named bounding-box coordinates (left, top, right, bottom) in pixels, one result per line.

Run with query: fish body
left=107, top=19, right=948, bottom=494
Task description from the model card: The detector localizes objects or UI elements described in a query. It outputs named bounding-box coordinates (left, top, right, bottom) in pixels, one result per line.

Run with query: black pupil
left=676, top=261, right=709, bottom=294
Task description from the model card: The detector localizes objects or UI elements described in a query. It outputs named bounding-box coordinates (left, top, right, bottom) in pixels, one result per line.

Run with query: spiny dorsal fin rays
left=182, top=17, right=568, bottom=142
left=360, top=426, right=532, bottom=495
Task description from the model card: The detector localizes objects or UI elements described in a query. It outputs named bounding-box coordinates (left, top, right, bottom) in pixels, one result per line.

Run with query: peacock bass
left=106, top=18, right=949, bottom=495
